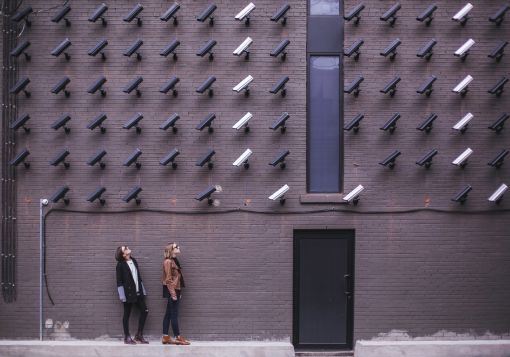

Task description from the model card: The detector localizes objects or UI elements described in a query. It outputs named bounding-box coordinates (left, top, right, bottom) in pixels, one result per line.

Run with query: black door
left=293, top=230, right=354, bottom=349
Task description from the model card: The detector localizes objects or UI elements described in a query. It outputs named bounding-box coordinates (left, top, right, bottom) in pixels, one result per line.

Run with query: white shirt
left=126, top=260, right=139, bottom=293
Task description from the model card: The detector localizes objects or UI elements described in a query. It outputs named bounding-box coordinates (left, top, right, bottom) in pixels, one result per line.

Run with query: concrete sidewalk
left=0, top=340, right=295, bottom=357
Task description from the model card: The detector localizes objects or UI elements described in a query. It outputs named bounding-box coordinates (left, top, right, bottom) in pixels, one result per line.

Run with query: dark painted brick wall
left=0, top=0, right=509, bottom=343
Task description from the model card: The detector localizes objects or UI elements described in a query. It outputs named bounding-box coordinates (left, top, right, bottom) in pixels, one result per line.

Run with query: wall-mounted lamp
left=416, top=149, right=438, bottom=168
left=87, top=187, right=106, bottom=206
left=379, top=150, right=401, bottom=169
left=344, top=113, right=364, bottom=133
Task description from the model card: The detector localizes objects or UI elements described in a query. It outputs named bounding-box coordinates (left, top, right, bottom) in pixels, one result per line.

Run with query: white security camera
left=452, top=75, right=473, bottom=96
left=233, top=148, right=252, bottom=168
left=452, top=148, right=473, bottom=167
left=268, top=184, right=290, bottom=204
left=233, top=75, right=253, bottom=96
left=452, top=3, right=473, bottom=24
left=452, top=112, right=473, bottom=133
left=488, top=183, right=508, bottom=203
left=342, top=184, right=364, bottom=204
left=233, top=37, right=253, bottom=59
left=232, top=112, right=252, bottom=132
left=235, top=3, right=256, bottom=22
left=454, top=39, right=475, bottom=59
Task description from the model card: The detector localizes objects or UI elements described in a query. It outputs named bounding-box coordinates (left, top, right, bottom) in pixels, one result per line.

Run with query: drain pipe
left=39, top=198, right=48, bottom=341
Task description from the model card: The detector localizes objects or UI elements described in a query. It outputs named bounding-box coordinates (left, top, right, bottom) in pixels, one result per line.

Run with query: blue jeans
left=163, top=292, right=180, bottom=337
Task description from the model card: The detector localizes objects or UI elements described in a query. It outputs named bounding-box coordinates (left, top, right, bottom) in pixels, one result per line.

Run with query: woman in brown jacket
left=161, top=242, right=190, bottom=345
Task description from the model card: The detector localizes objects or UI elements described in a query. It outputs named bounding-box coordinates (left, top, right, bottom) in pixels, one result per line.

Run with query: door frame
left=293, top=229, right=355, bottom=350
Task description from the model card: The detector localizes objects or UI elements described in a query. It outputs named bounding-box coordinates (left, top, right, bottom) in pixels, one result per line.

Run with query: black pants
left=123, top=295, right=148, bottom=337
left=162, top=292, right=180, bottom=337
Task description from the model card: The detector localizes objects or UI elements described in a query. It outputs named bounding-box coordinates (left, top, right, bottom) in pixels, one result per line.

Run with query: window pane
left=308, top=56, right=340, bottom=193
left=310, top=0, right=340, bottom=15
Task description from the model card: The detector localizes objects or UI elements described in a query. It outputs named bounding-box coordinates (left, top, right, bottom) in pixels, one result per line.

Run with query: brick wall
left=0, top=0, right=509, bottom=342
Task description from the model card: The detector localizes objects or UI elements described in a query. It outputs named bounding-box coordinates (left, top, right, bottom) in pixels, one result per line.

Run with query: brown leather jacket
left=161, top=258, right=183, bottom=300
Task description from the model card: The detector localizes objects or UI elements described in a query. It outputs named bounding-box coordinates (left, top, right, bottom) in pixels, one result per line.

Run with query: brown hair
left=115, top=246, right=125, bottom=262
left=164, top=243, right=177, bottom=259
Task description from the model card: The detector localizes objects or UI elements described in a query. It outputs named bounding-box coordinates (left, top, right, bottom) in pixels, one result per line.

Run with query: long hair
left=164, top=243, right=177, bottom=259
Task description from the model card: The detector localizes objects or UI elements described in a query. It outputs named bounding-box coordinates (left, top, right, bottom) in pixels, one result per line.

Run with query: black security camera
left=451, top=185, right=472, bottom=204
left=344, top=3, right=364, bottom=24
left=88, top=77, right=107, bottom=97
left=124, top=39, right=143, bottom=60
left=160, top=113, right=180, bottom=133
left=344, top=39, right=364, bottom=61
left=488, top=77, right=508, bottom=97
left=50, top=149, right=70, bottom=169
left=270, top=76, right=289, bottom=97
left=51, top=77, right=71, bottom=97
left=87, top=150, right=107, bottom=169
left=380, top=76, right=401, bottom=97
left=124, top=3, right=144, bottom=26
left=417, top=75, right=437, bottom=96
left=379, top=150, right=401, bottom=169
left=123, top=76, right=143, bottom=96
left=417, top=113, right=438, bottom=133
left=123, top=113, right=143, bottom=133
left=488, top=113, right=508, bottom=133
left=195, top=185, right=217, bottom=204
left=271, top=4, right=290, bottom=25
left=123, top=148, right=142, bottom=169
left=269, top=150, right=290, bottom=169
left=196, top=76, right=216, bottom=97
left=488, top=149, right=509, bottom=168
left=416, top=4, right=437, bottom=26
left=344, top=75, right=364, bottom=97
left=196, top=113, right=216, bottom=133
left=344, top=113, right=364, bottom=133
left=196, top=149, right=216, bottom=169
left=10, top=77, right=31, bottom=97
left=160, top=148, right=180, bottom=169
left=197, top=4, right=217, bottom=26
left=89, top=3, right=108, bottom=26
left=10, top=113, right=31, bottom=133
left=123, top=186, right=142, bottom=205
left=160, top=77, right=180, bottom=97
left=10, top=40, right=31, bottom=61
left=380, top=113, right=401, bottom=133
left=270, top=112, right=289, bottom=133
left=50, top=186, right=70, bottom=205
left=417, top=39, right=437, bottom=61
left=52, top=5, right=71, bottom=27
left=270, top=39, right=290, bottom=61
left=161, top=4, right=180, bottom=25
left=88, top=39, right=108, bottom=60
left=196, top=40, right=217, bottom=61
left=9, top=149, right=30, bottom=168
left=11, top=6, right=33, bottom=26
left=87, top=187, right=106, bottom=205
left=87, top=113, right=107, bottom=133
left=380, top=3, right=401, bottom=26
left=416, top=149, right=438, bottom=168
left=489, top=4, right=510, bottom=26
left=380, top=39, right=401, bottom=60
left=160, top=40, right=180, bottom=60
left=51, top=114, right=71, bottom=134
left=51, top=38, right=72, bottom=60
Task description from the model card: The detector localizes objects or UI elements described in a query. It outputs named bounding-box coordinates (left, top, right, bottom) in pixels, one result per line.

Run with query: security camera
left=452, top=148, right=473, bottom=168
left=380, top=76, right=401, bottom=97
left=268, top=184, right=289, bottom=205
left=87, top=187, right=106, bottom=205
left=270, top=76, right=289, bottom=97
left=417, top=39, right=437, bottom=60
left=10, top=113, right=31, bottom=133
left=124, top=3, right=143, bottom=26
left=344, top=3, right=365, bottom=24
left=9, top=149, right=30, bottom=168
left=124, top=148, right=142, bottom=169
left=51, top=114, right=71, bottom=134
left=451, top=185, right=472, bottom=204
left=87, top=150, right=107, bottom=169
left=488, top=113, right=508, bottom=133
left=196, top=149, right=216, bottom=169
left=10, top=77, right=31, bottom=97
left=232, top=112, right=252, bottom=132
left=342, top=184, right=364, bottom=204
left=51, top=38, right=72, bottom=60
left=270, top=39, right=290, bottom=61
left=197, top=40, right=217, bottom=61
left=380, top=39, right=401, bottom=60
left=233, top=148, right=252, bottom=169
left=271, top=4, right=290, bottom=25
left=50, top=186, right=70, bottom=205
left=161, top=39, right=180, bottom=60
left=195, top=185, right=217, bottom=204
left=52, top=5, right=71, bottom=27
left=417, top=4, right=437, bottom=25
left=87, top=113, right=107, bottom=133
left=344, top=113, right=364, bottom=133
left=89, top=3, right=108, bottom=26
left=380, top=113, right=401, bottom=133
left=10, top=40, right=31, bottom=61
left=50, top=149, right=70, bottom=169
left=417, top=75, right=437, bottom=96
left=344, top=75, right=364, bottom=97
left=380, top=3, right=401, bottom=26
left=270, top=112, right=289, bottom=133
left=269, top=150, right=290, bottom=169
left=452, top=75, right=473, bottom=96
left=51, top=77, right=71, bottom=97
left=416, top=149, right=438, bottom=168
left=123, top=76, right=143, bottom=96
left=12, top=6, right=33, bottom=26
left=197, top=4, right=217, bottom=26
left=416, top=113, right=438, bottom=133
left=488, top=41, right=508, bottom=62
left=88, top=76, right=107, bottom=97
left=233, top=37, right=253, bottom=60
left=489, top=4, right=510, bottom=25
left=196, top=76, right=216, bottom=97
left=160, top=148, right=180, bottom=169
left=453, top=112, right=473, bottom=133
left=124, top=39, right=143, bottom=60
left=123, top=113, right=143, bottom=134
left=88, top=39, right=108, bottom=60
left=488, top=77, right=508, bottom=97
left=452, top=3, right=473, bottom=25
left=379, top=150, right=401, bottom=169
left=344, top=39, right=364, bottom=61
left=233, top=75, right=253, bottom=96
left=488, top=149, right=509, bottom=168
left=196, top=113, right=216, bottom=133
left=123, top=186, right=142, bottom=205
left=160, top=113, right=180, bottom=133
left=160, top=77, right=180, bottom=97
left=454, top=39, right=475, bottom=61
left=235, top=2, right=255, bottom=26
left=488, top=183, right=508, bottom=204
left=161, top=4, right=180, bottom=25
